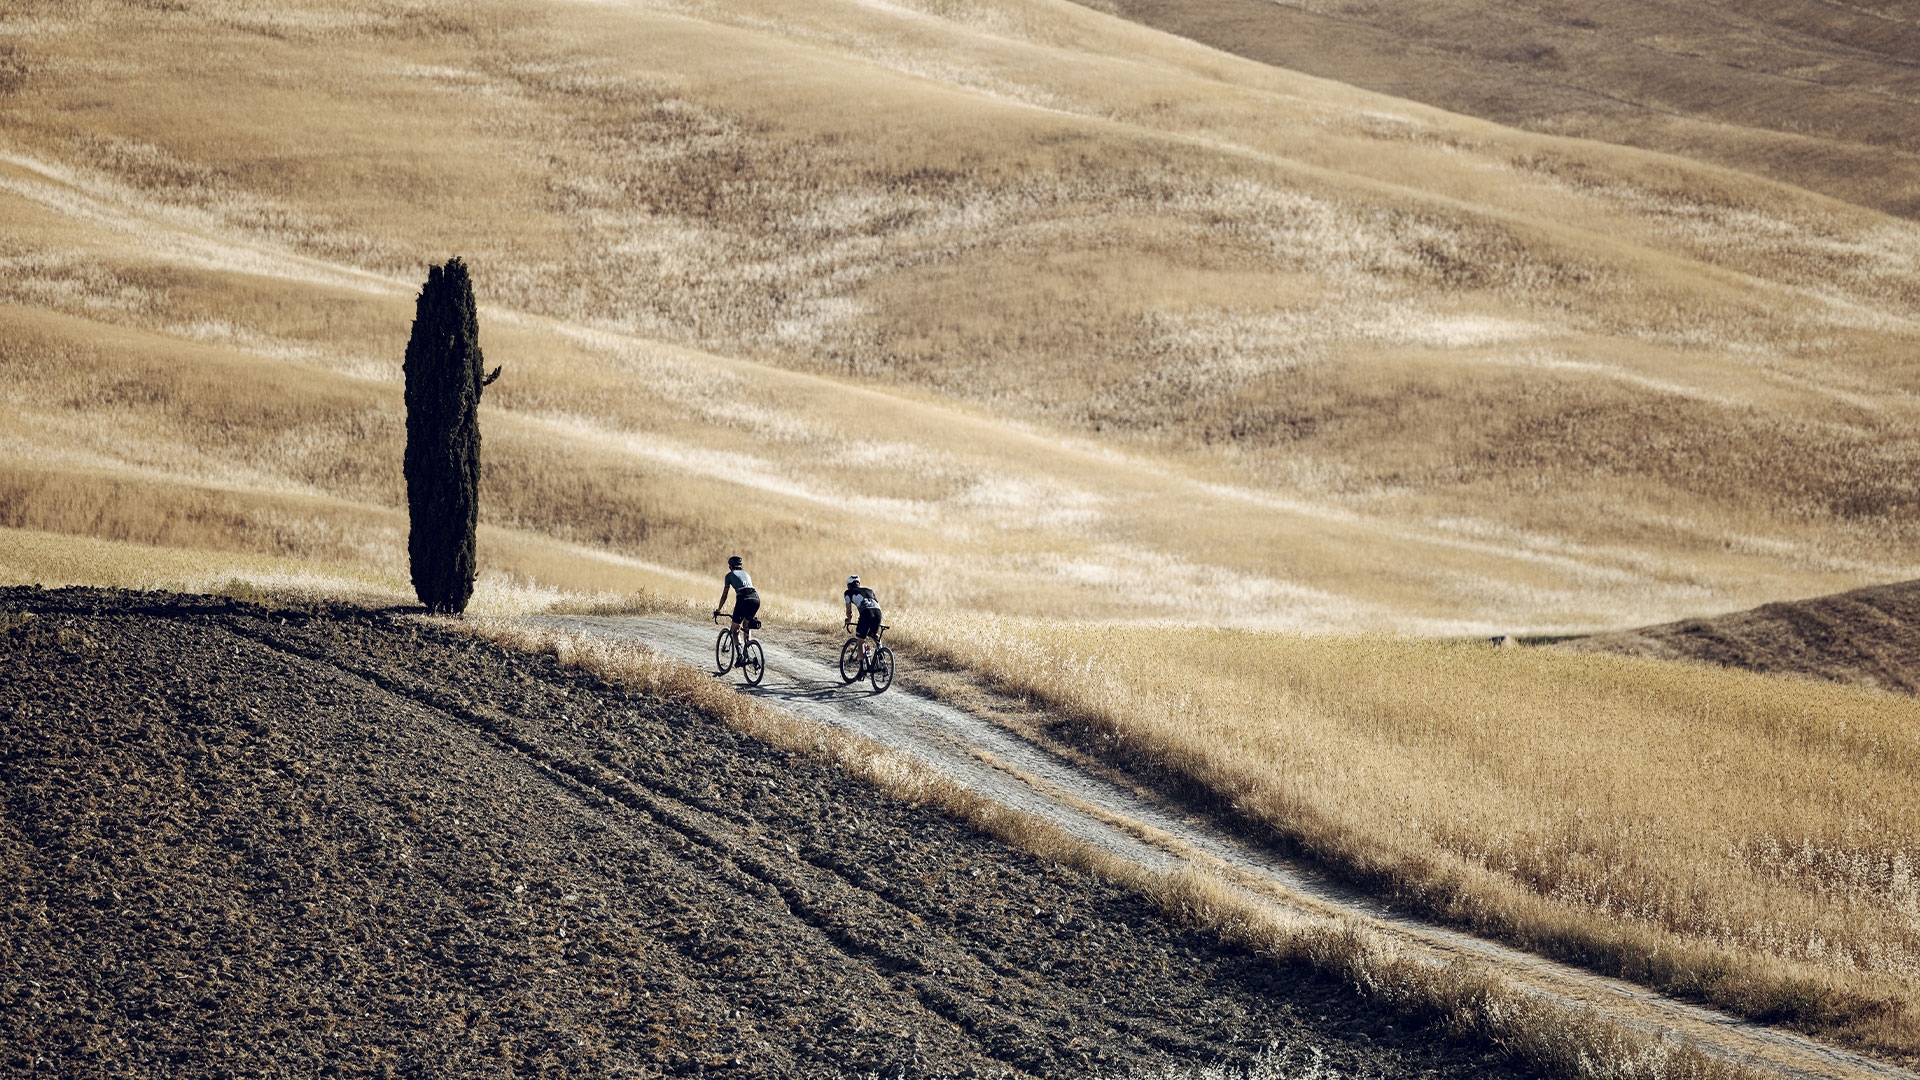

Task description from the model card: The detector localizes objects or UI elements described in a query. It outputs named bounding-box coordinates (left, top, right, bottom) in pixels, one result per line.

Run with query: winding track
left=537, top=615, right=1916, bottom=1080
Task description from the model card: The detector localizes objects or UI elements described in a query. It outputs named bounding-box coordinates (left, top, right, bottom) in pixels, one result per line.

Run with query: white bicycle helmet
left=846, top=574, right=861, bottom=586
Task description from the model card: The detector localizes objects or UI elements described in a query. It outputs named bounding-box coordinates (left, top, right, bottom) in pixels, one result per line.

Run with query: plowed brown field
left=0, top=587, right=1519, bottom=1079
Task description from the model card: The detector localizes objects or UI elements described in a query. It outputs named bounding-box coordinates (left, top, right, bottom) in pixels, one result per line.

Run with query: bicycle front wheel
left=869, top=647, right=894, bottom=693
left=838, top=638, right=862, bottom=683
left=715, top=630, right=735, bottom=673
left=741, top=640, right=766, bottom=686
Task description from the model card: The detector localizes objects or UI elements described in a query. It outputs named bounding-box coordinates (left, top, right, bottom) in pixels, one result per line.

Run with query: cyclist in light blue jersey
left=843, top=574, right=882, bottom=668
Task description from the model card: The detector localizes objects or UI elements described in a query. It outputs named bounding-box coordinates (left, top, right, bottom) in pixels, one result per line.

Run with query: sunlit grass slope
left=3, top=0, right=1919, bottom=631
left=899, top=614, right=1920, bottom=1058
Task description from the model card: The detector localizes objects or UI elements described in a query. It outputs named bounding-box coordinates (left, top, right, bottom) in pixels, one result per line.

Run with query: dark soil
left=0, top=587, right=1527, bottom=1080
left=1568, top=578, right=1920, bottom=694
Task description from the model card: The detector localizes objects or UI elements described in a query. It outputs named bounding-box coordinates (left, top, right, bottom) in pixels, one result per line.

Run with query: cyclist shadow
left=741, top=672, right=885, bottom=702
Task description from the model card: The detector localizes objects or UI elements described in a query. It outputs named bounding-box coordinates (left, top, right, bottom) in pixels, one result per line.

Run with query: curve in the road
left=535, top=615, right=1915, bottom=1080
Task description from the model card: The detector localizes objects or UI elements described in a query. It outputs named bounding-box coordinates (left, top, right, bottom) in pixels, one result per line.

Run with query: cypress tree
left=403, top=257, right=499, bottom=615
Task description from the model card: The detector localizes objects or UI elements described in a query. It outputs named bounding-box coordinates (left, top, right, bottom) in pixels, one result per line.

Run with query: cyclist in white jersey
left=715, top=555, right=760, bottom=657
left=842, top=574, right=882, bottom=667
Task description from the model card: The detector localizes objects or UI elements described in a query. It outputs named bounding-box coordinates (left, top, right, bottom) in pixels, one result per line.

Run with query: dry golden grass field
left=6, top=0, right=1920, bottom=630
left=896, top=613, right=1920, bottom=1060
left=5, top=0, right=1920, bottom=1065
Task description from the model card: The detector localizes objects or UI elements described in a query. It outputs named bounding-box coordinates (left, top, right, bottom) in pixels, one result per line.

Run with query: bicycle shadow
left=705, top=630, right=891, bottom=700
left=737, top=670, right=886, bottom=703
left=706, top=657, right=883, bottom=699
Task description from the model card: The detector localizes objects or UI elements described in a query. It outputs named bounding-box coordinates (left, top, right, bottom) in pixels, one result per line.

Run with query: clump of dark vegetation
left=403, top=257, right=499, bottom=615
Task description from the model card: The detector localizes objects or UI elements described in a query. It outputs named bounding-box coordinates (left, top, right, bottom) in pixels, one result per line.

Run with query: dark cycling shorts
left=733, top=591, right=761, bottom=624
left=855, top=607, right=881, bottom=638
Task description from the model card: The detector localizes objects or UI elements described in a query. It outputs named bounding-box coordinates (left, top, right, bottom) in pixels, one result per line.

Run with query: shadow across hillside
left=1082, top=0, right=1920, bottom=218
left=1570, top=579, right=1920, bottom=693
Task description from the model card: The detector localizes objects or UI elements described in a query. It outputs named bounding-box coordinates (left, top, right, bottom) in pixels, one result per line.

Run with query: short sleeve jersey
left=844, top=587, right=879, bottom=612
left=725, top=569, right=754, bottom=593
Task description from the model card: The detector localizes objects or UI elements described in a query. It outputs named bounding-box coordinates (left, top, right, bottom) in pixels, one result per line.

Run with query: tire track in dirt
left=538, top=615, right=1918, bottom=1080
left=214, top=618, right=1081, bottom=1076
left=27, top=589, right=1490, bottom=1076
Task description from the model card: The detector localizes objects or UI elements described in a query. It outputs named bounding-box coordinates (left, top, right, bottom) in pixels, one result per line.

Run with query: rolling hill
left=2, top=0, right=1918, bottom=633
left=10, top=1, right=1920, bottom=1069
left=1082, top=0, right=1920, bottom=220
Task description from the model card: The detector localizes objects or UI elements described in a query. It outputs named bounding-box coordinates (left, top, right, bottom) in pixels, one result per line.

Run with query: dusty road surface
left=540, top=615, right=1920, bottom=1080
left=3, top=588, right=1535, bottom=1080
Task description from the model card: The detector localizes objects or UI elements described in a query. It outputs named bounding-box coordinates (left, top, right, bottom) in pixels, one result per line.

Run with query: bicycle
left=839, top=623, right=894, bottom=693
left=713, top=611, right=766, bottom=686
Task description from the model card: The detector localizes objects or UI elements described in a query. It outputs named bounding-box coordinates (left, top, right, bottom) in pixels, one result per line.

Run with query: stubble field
left=894, top=611, right=1920, bottom=1058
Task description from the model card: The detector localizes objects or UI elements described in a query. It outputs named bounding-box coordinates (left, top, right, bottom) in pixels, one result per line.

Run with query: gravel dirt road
left=534, top=615, right=1919, bottom=1080
left=1, top=588, right=1530, bottom=1079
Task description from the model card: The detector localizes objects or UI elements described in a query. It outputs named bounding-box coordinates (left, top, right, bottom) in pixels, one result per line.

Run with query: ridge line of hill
left=1569, top=578, right=1920, bottom=694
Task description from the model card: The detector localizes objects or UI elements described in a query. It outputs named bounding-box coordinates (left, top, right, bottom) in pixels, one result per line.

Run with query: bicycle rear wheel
left=838, top=638, right=863, bottom=683
left=715, top=630, right=735, bottom=673
left=741, top=640, right=766, bottom=686
left=869, top=646, right=894, bottom=693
